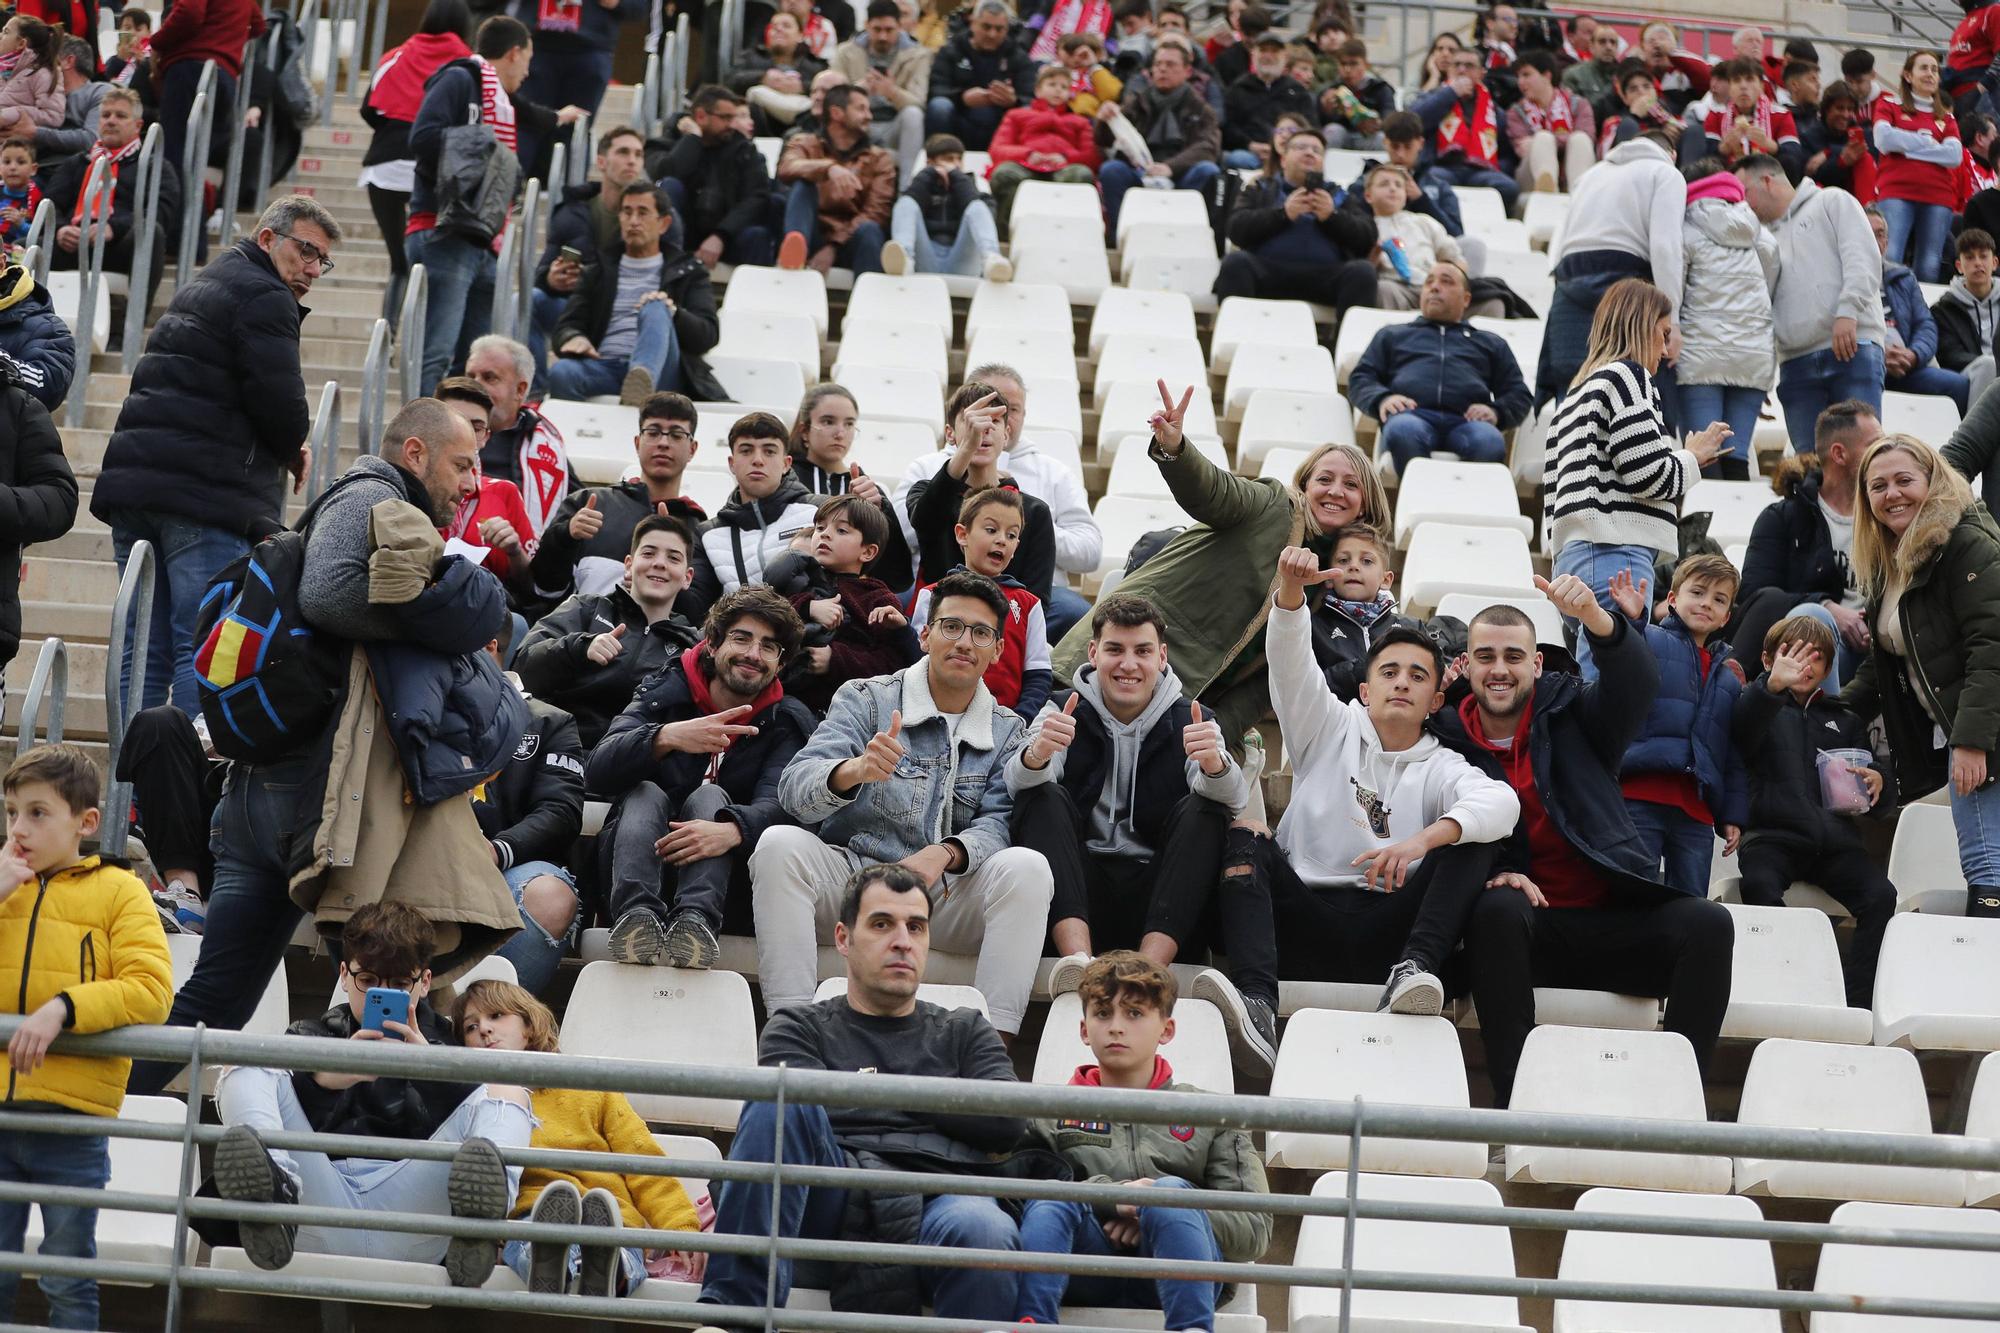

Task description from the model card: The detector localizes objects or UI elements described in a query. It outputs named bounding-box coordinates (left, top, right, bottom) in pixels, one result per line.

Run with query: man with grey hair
left=926, top=0, right=1036, bottom=149
left=464, top=333, right=575, bottom=539
left=93, top=192, right=340, bottom=714
left=32, top=37, right=108, bottom=167
left=44, top=85, right=181, bottom=312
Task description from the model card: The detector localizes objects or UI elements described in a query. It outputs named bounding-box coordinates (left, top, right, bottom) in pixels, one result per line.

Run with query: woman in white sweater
left=1546, top=277, right=1732, bottom=676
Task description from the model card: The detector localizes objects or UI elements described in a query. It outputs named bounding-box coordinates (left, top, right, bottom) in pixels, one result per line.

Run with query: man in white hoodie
left=1201, top=545, right=1520, bottom=1071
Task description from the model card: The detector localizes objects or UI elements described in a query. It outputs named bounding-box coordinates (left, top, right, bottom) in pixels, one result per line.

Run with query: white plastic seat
left=1965, top=1050, right=2000, bottom=1207
left=962, top=326, right=1080, bottom=385
left=1088, top=286, right=1198, bottom=358
left=1031, top=991, right=1233, bottom=1092
left=166, top=935, right=289, bottom=1096
left=1398, top=522, right=1537, bottom=615
left=1019, top=425, right=1084, bottom=481
left=1467, top=315, right=1544, bottom=389
left=23, top=1096, right=196, bottom=1277
left=1477, top=248, right=1556, bottom=310
left=1105, top=436, right=1226, bottom=498
left=1684, top=480, right=1777, bottom=551
left=1093, top=332, right=1210, bottom=409
left=1224, top=340, right=1336, bottom=419
left=1455, top=186, right=1509, bottom=234
left=1092, top=494, right=1193, bottom=574
left=813, top=977, right=989, bottom=1016
left=844, top=271, right=953, bottom=336
left=1290, top=1173, right=1530, bottom=1333
left=1009, top=212, right=1106, bottom=257
left=44, top=270, right=112, bottom=356
left=1265, top=1010, right=1486, bottom=1176
left=1333, top=307, right=1420, bottom=385
left=831, top=363, right=944, bottom=436
left=1236, top=389, right=1356, bottom=468
left=1887, top=802, right=1968, bottom=914
left=1012, top=243, right=1112, bottom=304
left=1097, top=379, right=1221, bottom=460
left=1482, top=219, right=1534, bottom=253
left=1021, top=372, right=1085, bottom=441
left=1522, top=192, right=1571, bottom=248
left=832, top=317, right=948, bottom=386
left=752, top=136, right=782, bottom=175
left=1257, top=447, right=1307, bottom=482
left=1882, top=389, right=1963, bottom=443
left=677, top=467, right=737, bottom=515
left=1210, top=297, right=1319, bottom=374
left=540, top=398, right=637, bottom=485
left=1125, top=252, right=1221, bottom=310
left=721, top=264, right=830, bottom=336
left=1552, top=1189, right=1780, bottom=1333
left=1809, top=1201, right=2000, bottom=1331
left=1322, top=148, right=1370, bottom=181
left=965, top=280, right=1071, bottom=340
left=1873, top=913, right=2000, bottom=1051
left=559, top=961, right=757, bottom=1129
left=1719, top=903, right=1873, bottom=1044
left=1012, top=179, right=1103, bottom=225
left=1113, top=185, right=1208, bottom=246
left=1432, top=591, right=1566, bottom=647
left=708, top=353, right=809, bottom=407
left=1117, top=221, right=1216, bottom=281
left=1391, top=459, right=1533, bottom=546
left=713, top=307, right=821, bottom=380
left=852, top=420, right=940, bottom=482
left=1505, top=1025, right=1731, bottom=1193
left=1733, top=1038, right=1966, bottom=1205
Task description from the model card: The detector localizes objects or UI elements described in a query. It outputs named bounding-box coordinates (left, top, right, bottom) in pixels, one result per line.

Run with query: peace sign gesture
left=1149, top=379, right=1197, bottom=456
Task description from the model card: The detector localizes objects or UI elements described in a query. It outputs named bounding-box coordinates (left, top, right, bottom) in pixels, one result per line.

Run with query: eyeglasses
left=348, top=968, right=423, bottom=993
left=931, top=616, right=999, bottom=647
left=639, top=425, right=695, bottom=443
left=464, top=419, right=491, bottom=438
left=279, top=229, right=335, bottom=273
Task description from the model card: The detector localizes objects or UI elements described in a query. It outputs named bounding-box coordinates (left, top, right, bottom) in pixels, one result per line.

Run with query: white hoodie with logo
left=1267, top=599, right=1520, bottom=889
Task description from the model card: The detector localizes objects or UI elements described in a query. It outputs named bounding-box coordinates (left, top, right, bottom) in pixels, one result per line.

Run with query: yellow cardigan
left=516, top=1087, right=702, bottom=1235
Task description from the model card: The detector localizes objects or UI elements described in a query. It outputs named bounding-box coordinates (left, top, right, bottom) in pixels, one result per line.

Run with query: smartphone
left=558, top=245, right=582, bottom=265
left=1301, top=173, right=1326, bottom=194
left=361, top=987, right=411, bottom=1033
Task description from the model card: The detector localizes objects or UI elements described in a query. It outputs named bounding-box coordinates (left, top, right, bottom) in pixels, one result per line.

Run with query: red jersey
left=442, top=477, right=536, bottom=581
left=1874, top=96, right=1963, bottom=209
left=1704, top=96, right=1800, bottom=163
left=1460, top=694, right=1611, bottom=910
left=1949, top=4, right=2000, bottom=86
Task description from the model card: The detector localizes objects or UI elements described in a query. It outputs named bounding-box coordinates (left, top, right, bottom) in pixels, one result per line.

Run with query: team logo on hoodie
left=1350, top=776, right=1391, bottom=839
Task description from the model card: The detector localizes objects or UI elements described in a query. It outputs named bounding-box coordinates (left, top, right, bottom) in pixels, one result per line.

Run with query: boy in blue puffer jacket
left=1610, top=554, right=1749, bottom=896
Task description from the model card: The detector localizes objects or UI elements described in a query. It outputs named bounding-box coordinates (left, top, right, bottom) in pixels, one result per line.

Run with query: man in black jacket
left=549, top=182, right=725, bottom=406
left=44, top=86, right=181, bottom=313
left=657, top=84, right=778, bottom=268
left=1438, top=579, right=1734, bottom=1108
left=91, top=193, right=334, bottom=713
left=1213, top=129, right=1377, bottom=315
left=696, top=864, right=1026, bottom=1325
left=1222, top=32, right=1318, bottom=165
left=529, top=124, right=657, bottom=374
left=590, top=586, right=815, bottom=969
left=925, top=0, right=1036, bottom=150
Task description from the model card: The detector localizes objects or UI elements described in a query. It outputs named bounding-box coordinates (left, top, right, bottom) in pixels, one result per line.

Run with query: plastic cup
left=1817, top=747, right=1874, bottom=814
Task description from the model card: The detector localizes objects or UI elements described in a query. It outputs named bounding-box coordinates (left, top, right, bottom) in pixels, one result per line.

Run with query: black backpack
left=191, top=475, right=364, bottom=763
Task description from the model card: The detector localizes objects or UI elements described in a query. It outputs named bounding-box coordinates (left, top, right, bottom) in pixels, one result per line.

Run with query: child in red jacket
left=987, top=63, right=1103, bottom=237
left=783, top=495, right=919, bottom=714
left=911, top=486, right=1049, bottom=721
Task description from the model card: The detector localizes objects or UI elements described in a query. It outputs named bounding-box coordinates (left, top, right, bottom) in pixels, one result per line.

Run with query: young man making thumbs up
left=1006, top=594, right=1249, bottom=999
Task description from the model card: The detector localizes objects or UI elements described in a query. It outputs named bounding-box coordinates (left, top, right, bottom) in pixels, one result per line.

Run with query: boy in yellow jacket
left=0, top=743, right=173, bottom=1329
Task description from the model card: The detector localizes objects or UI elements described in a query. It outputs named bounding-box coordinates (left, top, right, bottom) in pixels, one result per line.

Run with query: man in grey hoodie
left=1931, top=227, right=2000, bottom=407
left=1737, top=152, right=1886, bottom=455
left=1006, top=594, right=1249, bottom=1016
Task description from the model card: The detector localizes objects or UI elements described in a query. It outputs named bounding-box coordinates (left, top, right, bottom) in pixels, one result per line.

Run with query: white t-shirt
left=1818, top=494, right=1863, bottom=611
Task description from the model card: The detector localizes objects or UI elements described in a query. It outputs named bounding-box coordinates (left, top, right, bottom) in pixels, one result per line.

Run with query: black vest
left=1052, top=689, right=1197, bottom=853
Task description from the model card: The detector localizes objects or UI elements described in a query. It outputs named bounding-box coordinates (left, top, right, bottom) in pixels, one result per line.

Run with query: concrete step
left=4, top=640, right=110, bottom=740
left=24, top=556, right=125, bottom=607
left=19, top=598, right=113, bottom=646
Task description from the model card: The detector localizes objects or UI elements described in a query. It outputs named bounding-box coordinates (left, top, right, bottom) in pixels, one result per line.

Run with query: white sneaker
left=880, top=239, right=909, bottom=276
left=1380, top=959, right=1444, bottom=1016
left=982, top=252, right=1013, bottom=283
left=1047, top=951, right=1092, bottom=996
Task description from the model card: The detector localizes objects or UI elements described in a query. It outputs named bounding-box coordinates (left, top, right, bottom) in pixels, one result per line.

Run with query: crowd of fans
left=13, top=0, right=2000, bottom=1330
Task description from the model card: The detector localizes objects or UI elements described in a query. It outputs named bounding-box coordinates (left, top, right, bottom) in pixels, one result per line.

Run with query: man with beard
left=1436, top=576, right=1735, bottom=1108
left=588, top=587, right=818, bottom=970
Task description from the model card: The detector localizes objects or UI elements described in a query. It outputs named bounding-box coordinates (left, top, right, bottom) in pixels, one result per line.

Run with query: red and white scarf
left=1516, top=88, right=1577, bottom=135
left=1436, top=84, right=1499, bottom=166
left=535, top=0, right=584, bottom=33
left=71, top=135, right=140, bottom=227
left=514, top=407, right=570, bottom=537
left=1032, top=0, right=1112, bottom=60
left=475, top=54, right=518, bottom=153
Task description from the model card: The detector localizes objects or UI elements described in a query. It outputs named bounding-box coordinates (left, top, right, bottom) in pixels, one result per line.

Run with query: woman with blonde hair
left=1844, top=433, right=2000, bottom=916
left=455, top=980, right=706, bottom=1296
left=1546, top=277, right=1732, bottom=675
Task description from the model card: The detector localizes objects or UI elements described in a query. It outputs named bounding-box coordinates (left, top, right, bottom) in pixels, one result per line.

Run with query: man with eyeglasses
left=91, top=193, right=339, bottom=713
left=756, top=569, right=1053, bottom=1040
left=530, top=390, right=720, bottom=618
left=464, top=334, right=576, bottom=545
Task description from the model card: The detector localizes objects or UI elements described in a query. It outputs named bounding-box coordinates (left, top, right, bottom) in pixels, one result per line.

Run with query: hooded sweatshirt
left=1007, top=661, right=1248, bottom=858
left=1677, top=171, right=1778, bottom=389
left=698, top=471, right=821, bottom=595
left=1935, top=275, right=2000, bottom=370
left=1551, top=137, right=1687, bottom=312
left=1267, top=596, right=1518, bottom=889
left=1768, top=178, right=1887, bottom=361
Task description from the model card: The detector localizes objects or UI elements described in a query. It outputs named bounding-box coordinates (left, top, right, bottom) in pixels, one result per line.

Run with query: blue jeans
left=1222, top=148, right=1262, bottom=170
left=1046, top=585, right=1091, bottom=643
left=699, top=1101, right=1019, bottom=1321
left=127, top=757, right=313, bottom=1096
left=1550, top=540, right=1656, bottom=680
left=1776, top=343, right=1886, bottom=457
left=1676, top=383, right=1766, bottom=472
left=546, top=300, right=683, bottom=400
left=109, top=509, right=253, bottom=716
left=1379, top=407, right=1507, bottom=474
left=1015, top=1177, right=1223, bottom=1331
left=1877, top=196, right=1955, bottom=283
left=1098, top=159, right=1220, bottom=244
left=891, top=195, right=999, bottom=276
left=1422, top=160, right=1519, bottom=212
left=1624, top=799, right=1717, bottom=897
left=1888, top=362, right=1972, bottom=417
left=925, top=96, right=1004, bottom=149
left=405, top=227, right=497, bottom=398
left=495, top=860, right=579, bottom=996
left=660, top=177, right=776, bottom=265
left=781, top=181, right=886, bottom=274
left=528, top=287, right=566, bottom=394
left=0, top=1121, right=108, bottom=1329
left=1785, top=601, right=1863, bottom=692
left=1950, top=769, right=2000, bottom=890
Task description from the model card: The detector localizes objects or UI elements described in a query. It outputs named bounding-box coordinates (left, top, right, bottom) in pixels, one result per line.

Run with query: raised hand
left=1607, top=568, right=1650, bottom=625
left=1534, top=572, right=1613, bottom=638
left=948, top=392, right=1006, bottom=471
left=655, top=704, right=761, bottom=756
left=1275, top=544, right=1339, bottom=610
left=1148, top=379, right=1196, bottom=454
left=849, top=710, right=907, bottom=785
left=848, top=463, right=883, bottom=506
left=569, top=493, right=604, bottom=541
left=586, top=622, right=628, bottom=665
left=1764, top=638, right=1820, bottom=694
left=868, top=603, right=908, bottom=628
left=1027, top=695, right=1079, bottom=769
left=1181, top=699, right=1226, bottom=776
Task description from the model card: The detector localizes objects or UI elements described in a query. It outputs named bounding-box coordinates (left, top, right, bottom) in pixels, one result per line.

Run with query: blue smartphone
left=361, top=987, right=411, bottom=1034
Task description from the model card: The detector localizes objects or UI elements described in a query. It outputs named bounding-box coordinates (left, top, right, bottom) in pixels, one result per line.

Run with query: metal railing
left=566, top=113, right=591, bottom=190
left=512, top=175, right=544, bottom=339
left=121, top=121, right=168, bottom=375
left=102, top=538, right=154, bottom=857
left=397, top=261, right=427, bottom=404
left=15, top=635, right=67, bottom=747
left=218, top=37, right=261, bottom=253
left=21, top=197, right=51, bottom=279
left=305, top=378, right=342, bottom=504
left=64, top=156, right=113, bottom=431
left=491, top=211, right=521, bottom=343
left=250, top=17, right=288, bottom=216
left=0, top=1015, right=1996, bottom=1333
left=358, top=315, right=390, bottom=454
left=174, top=62, right=219, bottom=292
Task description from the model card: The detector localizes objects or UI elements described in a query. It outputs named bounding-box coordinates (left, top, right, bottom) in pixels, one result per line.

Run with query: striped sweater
left=1547, top=359, right=1698, bottom=560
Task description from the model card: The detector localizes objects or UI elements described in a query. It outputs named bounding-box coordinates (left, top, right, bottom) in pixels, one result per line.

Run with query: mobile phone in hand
left=362, top=987, right=412, bottom=1034
left=558, top=245, right=582, bottom=265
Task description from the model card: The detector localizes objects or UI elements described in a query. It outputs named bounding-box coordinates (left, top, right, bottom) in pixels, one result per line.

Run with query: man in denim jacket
left=754, top=569, right=1052, bottom=1036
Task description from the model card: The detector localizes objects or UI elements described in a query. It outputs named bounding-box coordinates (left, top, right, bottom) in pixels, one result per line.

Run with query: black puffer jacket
left=473, top=692, right=587, bottom=869
left=1740, top=466, right=1848, bottom=610
left=1733, top=674, right=1888, bottom=849
left=0, top=378, right=76, bottom=666
left=0, top=264, right=75, bottom=412
left=285, top=1001, right=479, bottom=1146
left=653, top=130, right=774, bottom=245
left=91, top=239, right=309, bottom=538
left=513, top=584, right=702, bottom=748
left=552, top=236, right=725, bottom=402
left=906, top=466, right=1056, bottom=607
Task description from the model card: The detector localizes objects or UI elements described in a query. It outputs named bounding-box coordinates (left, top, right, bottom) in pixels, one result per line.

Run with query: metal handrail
left=174, top=63, right=218, bottom=286
left=364, top=0, right=390, bottom=89
left=658, top=32, right=677, bottom=131
left=120, top=121, right=166, bottom=375
left=101, top=538, right=155, bottom=857
left=20, top=243, right=40, bottom=289
left=358, top=315, right=389, bottom=453
left=21, top=196, right=51, bottom=258
left=304, top=378, right=341, bottom=504
left=251, top=17, right=286, bottom=213
left=514, top=175, right=543, bottom=337
left=566, top=113, right=590, bottom=189
left=490, top=211, right=520, bottom=342
left=15, top=635, right=67, bottom=748
left=63, top=156, right=112, bottom=430
left=676, top=11, right=690, bottom=103
left=546, top=141, right=567, bottom=213
left=397, top=261, right=427, bottom=403
left=218, top=36, right=260, bottom=251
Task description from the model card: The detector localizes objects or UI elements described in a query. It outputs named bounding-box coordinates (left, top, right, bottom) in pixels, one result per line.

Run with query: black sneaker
left=1378, top=959, right=1445, bottom=1016
left=661, top=909, right=720, bottom=970
left=443, top=1137, right=510, bottom=1288
left=576, top=1186, right=625, bottom=1299
left=1192, top=968, right=1277, bottom=1078
left=527, top=1179, right=580, bottom=1294
left=608, top=908, right=665, bottom=966
left=214, top=1124, right=298, bottom=1271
